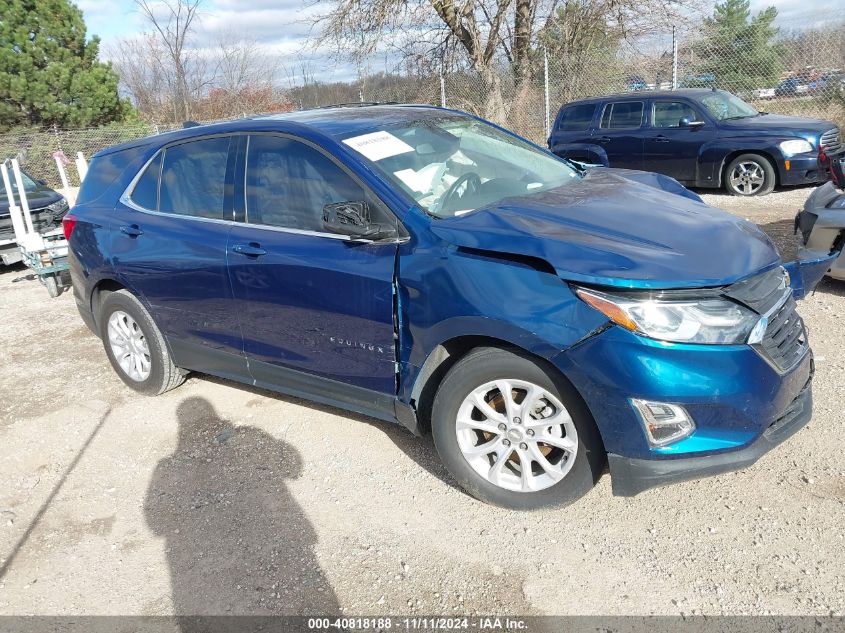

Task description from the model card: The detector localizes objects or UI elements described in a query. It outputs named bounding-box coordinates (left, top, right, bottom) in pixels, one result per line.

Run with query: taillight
left=62, top=214, right=78, bottom=240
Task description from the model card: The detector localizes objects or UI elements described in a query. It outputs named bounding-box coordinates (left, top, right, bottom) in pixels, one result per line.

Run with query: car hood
left=720, top=113, right=835, bottom=136
left=0, top=185, right=64, bottom=217
left=429, top=169, right=780, bottom=289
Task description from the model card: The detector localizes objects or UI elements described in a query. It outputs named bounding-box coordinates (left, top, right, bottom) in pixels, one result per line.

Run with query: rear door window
left=600, top=101, right=644, bottom=129
left=557, top=104, right=597, bottom=131
left=158, top=137, right=231, bottom=220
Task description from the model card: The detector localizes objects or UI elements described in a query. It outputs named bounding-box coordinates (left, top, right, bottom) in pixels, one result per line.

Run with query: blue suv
left=64, top=105, right=838, bottom=509
left=549, top=89, right=842, bottom=196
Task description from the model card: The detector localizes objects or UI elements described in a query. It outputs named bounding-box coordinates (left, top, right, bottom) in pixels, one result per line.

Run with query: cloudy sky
left=76, top=0, right=836, bottom=84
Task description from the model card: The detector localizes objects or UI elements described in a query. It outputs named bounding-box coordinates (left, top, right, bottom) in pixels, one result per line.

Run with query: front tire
left=99, top=289, right=185, bottom=395
left=724, top=154, right=776, bottom=196
left=431, top=347, right=605, bottom=510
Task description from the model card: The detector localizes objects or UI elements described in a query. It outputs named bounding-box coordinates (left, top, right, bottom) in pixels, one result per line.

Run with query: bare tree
left=135, top=0, right=204, bottom=121
left=215, top=32, right=280, bottom=106
left=313, top=0, right=698, bottom=120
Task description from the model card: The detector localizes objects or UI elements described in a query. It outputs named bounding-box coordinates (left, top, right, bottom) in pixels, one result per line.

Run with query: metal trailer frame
left=1, top=159, right=71, bottom=297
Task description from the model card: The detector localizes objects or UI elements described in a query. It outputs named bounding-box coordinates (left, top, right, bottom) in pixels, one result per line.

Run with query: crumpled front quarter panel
left=396, top=236, right=609, bottom=401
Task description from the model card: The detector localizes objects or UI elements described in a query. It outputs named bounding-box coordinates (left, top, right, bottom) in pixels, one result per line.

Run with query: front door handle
left=597, top=136, right=612, bottom=143
left=231, top=242, right=267, bottom=257
left=653, top=135, right=670, bottom=143
left=120, top=224, right=143, bottom=237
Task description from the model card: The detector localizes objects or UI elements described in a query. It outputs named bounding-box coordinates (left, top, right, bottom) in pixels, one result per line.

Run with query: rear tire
left=724, top=154, right=776, bottom=196
left=99, top=289, right=185, bottom=395
left=431, top=347, right=605, bottom=510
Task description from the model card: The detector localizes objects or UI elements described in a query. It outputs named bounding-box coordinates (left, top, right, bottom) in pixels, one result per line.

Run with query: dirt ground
left=1, top=185, right=844, bottom=618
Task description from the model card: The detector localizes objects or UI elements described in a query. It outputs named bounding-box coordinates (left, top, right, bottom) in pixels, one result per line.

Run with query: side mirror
left=680, top=117, right=705, bottom=128
left=322, top=201, right=396, bottom=241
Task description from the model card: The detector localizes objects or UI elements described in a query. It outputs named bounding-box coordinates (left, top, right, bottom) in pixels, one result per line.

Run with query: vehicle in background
left=678, top=73, right=717, bottom=89
left=795, top=151, right=845, bottom=281
left=549, top=88, right=842, bottom=196
left=625, top=75, right=648, bottom=92
left=775, top=77, right=806, bottom=97
left=0, top=167, right=69, bottom=265
left=65, top=105, right=837, bottom=510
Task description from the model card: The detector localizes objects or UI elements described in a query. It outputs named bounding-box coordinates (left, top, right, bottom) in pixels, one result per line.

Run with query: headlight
left=44, top=198, right=69, bottom=216
left=46, top=198, right=69, bottom=212
left=575, top=287, right=760, bottom=344
left=779, top=139, right=814, bottom=155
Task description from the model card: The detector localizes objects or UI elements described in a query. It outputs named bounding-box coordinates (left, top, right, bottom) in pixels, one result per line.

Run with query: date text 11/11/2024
left=306, top=617, right=529, bottom=630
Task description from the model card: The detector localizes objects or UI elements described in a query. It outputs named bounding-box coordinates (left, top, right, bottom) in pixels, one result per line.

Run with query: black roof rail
left=314, top=101, right=400, bottom=109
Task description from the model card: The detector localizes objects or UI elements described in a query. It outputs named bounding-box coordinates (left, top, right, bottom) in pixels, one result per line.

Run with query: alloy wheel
left=455, top=379, right=578, bottom=492
left=107, top=310, right=151, bottom=382
left=729, top=161, right=766, bottom=195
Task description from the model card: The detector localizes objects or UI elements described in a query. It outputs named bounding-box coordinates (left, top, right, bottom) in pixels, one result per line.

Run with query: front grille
left=757, top=296, right=808, bottom=373
left=820, top=128, right=841, bottom=153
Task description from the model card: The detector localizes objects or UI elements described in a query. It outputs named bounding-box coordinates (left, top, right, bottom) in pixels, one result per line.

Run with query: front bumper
left=779, top=154, right=826, bottom=186
left=608, top=379, right=812, bottom=496
left=794, top=180, right=845, bottom=281
left=553, top=317, right=814, bottom=497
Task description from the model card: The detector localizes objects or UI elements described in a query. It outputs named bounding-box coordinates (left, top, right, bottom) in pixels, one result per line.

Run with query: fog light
left=630, top=399, right=696, bottom=447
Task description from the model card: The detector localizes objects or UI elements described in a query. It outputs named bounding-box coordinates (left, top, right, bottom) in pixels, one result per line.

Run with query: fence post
left=543, top=45, right=550, bottom=140
left=440, top=67, right=446, bottom=108
left=671, top=26, right=678, bottom=90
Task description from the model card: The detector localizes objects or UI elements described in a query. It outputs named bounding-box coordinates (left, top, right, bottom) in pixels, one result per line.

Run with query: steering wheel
left=439, top=172, right=481, bottom=213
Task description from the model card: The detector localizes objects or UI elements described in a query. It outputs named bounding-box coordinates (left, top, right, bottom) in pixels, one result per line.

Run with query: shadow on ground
left=144, top=396, right=342, bottom=626
left=199, top=375, right=461, bottom=493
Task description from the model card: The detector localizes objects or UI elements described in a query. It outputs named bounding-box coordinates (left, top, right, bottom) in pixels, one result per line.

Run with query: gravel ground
left=1, top=186, right=844, bottom=618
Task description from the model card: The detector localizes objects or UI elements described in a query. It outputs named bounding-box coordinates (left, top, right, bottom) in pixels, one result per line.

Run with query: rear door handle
left=120, top=224, right=143, bottom=237
left=597, top=136, right=612, bottom=143
left=654, top=135, right=670, bottom=143
left=231, top=242, right=267, bottom=257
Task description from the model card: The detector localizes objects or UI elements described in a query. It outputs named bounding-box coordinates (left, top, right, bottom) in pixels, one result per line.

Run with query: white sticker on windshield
left=343, top=131, right=414, bottom=162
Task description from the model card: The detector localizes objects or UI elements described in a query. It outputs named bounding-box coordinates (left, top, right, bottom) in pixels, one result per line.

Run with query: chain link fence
left=2, top=14, right=843, bottom=189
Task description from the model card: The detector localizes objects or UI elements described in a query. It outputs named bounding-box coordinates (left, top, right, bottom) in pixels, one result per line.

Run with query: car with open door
left=64, top=105, right=839, bottom=509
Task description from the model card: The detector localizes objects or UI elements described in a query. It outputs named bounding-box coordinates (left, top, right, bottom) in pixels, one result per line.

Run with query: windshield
left=0, top=168, right=39, bottom=201
left=338, top=117, right=579, bottom=218
left=698, top=90, right=758, bottom=120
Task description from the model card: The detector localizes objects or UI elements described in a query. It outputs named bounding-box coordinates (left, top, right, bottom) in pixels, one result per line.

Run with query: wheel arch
left=719, top=150, right=779, bottom=188
left=90, top=278, right=128, bottom=331
left=408, top=335, right=592, bottom=436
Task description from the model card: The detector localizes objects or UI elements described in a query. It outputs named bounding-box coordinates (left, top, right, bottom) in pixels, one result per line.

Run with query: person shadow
left=144, top=396, right=340, bottom=630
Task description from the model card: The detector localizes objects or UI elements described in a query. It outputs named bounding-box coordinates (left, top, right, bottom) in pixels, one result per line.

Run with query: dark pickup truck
left=0, top=168, right=69, bottom=265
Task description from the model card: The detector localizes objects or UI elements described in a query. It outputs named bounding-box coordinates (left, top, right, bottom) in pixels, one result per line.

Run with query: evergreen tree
left=0, top=0, right=129, bottom=130
left=694, top=0, right=783, bottom=91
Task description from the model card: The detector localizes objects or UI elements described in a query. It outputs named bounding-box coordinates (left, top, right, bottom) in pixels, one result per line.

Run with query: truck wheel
left=725, top=154, right=775, bottom=196
left=431, top=347, right=605, bottom=510
left=99, top=289, right=185, bottom=395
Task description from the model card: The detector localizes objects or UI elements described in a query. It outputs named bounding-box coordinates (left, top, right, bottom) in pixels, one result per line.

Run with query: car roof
left=93, top=104, right=460, bottom=158
left=563, top=89, right=722, bottom=106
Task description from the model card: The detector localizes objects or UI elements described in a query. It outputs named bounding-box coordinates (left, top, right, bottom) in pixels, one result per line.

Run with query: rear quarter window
left=76, top=146, right=147, bottom=205
left=557, top=104, right=597, bottom=131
